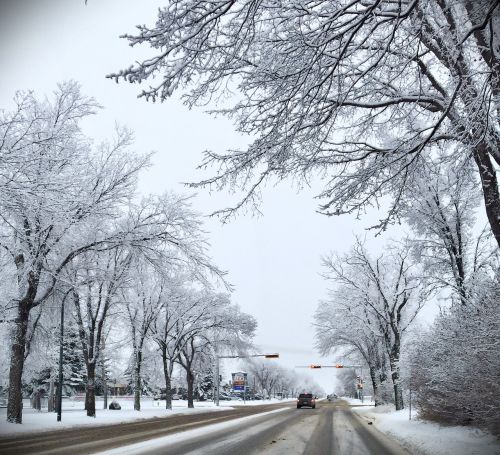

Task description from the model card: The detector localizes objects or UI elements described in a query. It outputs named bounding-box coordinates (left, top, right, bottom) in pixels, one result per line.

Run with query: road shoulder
left=351, top=402, right=500, bottom=455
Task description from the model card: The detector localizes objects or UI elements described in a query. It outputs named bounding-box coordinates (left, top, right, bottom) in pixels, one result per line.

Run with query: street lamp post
left=56, top=291, right=71, bottom=422
left=214, top=356, right=220, bottom=406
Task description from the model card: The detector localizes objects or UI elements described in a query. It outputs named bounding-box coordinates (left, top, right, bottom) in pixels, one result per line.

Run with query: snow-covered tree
left=243, top=359, right=281, bottom=399
left=69, top=248, right=131, bottom=417
left=122, top=260, right=165, bottom=411
left=151, top=275, right=255, bottom=409
left=321, top=240, right=427, bottom=410
left=0, top=82, right=153, bottom=423
left=0, top=82, right=226, bottom=423
left=176, top=290, right=256, bottom=408
left=63, top=322, right=88, bottom=394
left=336, top=368, right=359, bottom=398
left=178, top=334, right=211, bottom=408
left=193, top=353, right=214, bottom=401
left=315, top=299, right=389, bottom=406
left=151, top=277, right=205, bottom=410
left=111, top=1, right=500, bottom=247
left=410, top=272, right=500, bottom=434
left=401, top=160, right=497, bottom=306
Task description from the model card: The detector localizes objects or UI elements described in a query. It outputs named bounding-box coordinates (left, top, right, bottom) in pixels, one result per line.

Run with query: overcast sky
left=0, top=0, right=427, bottom=392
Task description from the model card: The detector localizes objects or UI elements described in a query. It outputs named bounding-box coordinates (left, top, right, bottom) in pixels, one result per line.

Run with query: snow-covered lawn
left=0, top=397, right=294, bottom=436
left=348, top=398, right=500, bottom=455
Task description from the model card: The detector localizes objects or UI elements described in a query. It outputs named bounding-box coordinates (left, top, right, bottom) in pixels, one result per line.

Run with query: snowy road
left=115, top=400, right=410, bottom=455
left=0, top=401, right=411, bottom=455
left=0, top=403, right=289, bottom=455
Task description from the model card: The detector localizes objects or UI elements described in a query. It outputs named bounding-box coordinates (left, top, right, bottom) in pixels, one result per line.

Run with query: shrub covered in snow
left=411, top=281, right=500, bottom=435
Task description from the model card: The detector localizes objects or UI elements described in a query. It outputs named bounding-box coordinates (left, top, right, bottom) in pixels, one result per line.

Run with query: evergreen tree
left=63, top=323, right=87, bottom=394
left=195, top=364, right=214, bottom=401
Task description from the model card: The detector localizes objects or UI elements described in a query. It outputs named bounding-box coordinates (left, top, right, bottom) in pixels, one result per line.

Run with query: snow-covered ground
left=347, top=398, right=500, bottom=455
left=0, top=397, right=294, bottom=436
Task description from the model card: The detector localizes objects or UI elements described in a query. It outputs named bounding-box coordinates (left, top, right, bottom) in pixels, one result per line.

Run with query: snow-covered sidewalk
left=0, top=397, right=294, bottom=436
left=347, top=398, right=500, bottom=455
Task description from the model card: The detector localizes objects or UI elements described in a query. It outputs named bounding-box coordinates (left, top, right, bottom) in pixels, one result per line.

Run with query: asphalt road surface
left=0, top=400, right=412, bottom=455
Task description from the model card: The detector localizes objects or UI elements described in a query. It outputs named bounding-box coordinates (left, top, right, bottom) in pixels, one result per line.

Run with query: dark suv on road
left=297, top=393, right=316, bottom=409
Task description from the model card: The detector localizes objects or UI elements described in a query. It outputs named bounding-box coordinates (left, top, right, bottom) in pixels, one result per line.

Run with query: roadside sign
left=232, top=372, right=247, bottom=392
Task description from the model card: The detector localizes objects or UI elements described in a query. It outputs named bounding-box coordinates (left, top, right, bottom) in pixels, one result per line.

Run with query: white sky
left=0, top=0, right=435, bottom=392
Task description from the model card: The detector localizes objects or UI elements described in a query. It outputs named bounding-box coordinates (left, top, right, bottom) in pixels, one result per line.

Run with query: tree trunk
left=86, top=362, right=96, bottom=417
left=186, top=370, right=194, bottom=409
left=165, top=373, right=172, bottom=411
left=161, top=346, right=173, bottom=410
left=389, top=353, right=404, bottom=411
left=7, top=303, right=30, bottom=423
left=368, top=365, right=382, bottom=407
left=48, top=375, right=55, bottom=412
left=474, top=142, right=500, bottom=249
left=133, top=352, right=142, bottom=411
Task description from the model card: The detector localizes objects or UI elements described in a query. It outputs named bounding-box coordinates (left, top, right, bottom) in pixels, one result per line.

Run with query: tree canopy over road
left=111, top=0, right=500, bottom=247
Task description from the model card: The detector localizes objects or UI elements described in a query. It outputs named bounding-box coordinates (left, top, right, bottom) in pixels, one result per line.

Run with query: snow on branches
left=0, top=83, right=226, bottom=423
left=317, top=239, right=428, bottom=410
left=111, top=1, right=500, bottom=245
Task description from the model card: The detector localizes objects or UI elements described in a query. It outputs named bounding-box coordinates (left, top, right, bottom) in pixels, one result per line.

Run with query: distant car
left=172, top=394, right=181, bottom=400
left=297, top=393, right=316, bottom=409
left=218, top=393, right=232, bottom=401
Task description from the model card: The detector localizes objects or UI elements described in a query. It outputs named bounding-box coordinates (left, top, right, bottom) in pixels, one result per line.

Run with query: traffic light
left=335, top=364, right=344, bottom=368
left=310, top=364, right=322, bottom=369
left=264, top=353, right=279, bottom=359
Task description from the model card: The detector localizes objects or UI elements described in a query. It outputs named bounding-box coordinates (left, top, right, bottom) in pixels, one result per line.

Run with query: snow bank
left=349, top=398, right=500, bottom=455
left=0, top=397, right=293, bottom=436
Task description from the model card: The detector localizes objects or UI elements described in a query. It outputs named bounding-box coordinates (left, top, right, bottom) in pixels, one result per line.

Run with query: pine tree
left=63, top=324, right=87, bottom=394
left=195, top=365, right=214, bottom=401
